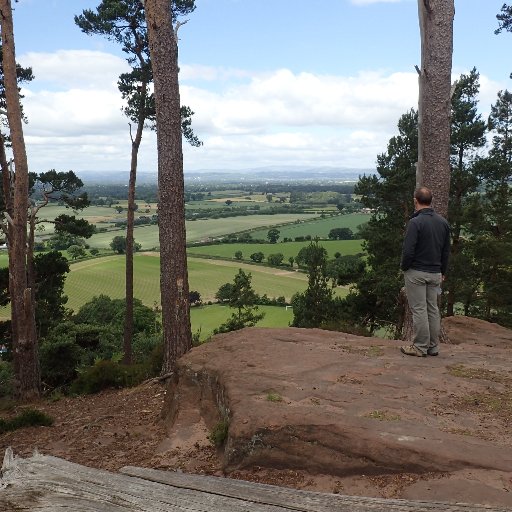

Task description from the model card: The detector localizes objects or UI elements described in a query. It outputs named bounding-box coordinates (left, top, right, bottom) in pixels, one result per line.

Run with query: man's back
left=401, top=208, right=450, bottom=274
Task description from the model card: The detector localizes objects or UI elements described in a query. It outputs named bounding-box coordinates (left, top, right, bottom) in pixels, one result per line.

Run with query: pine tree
left=445, top=68, right=486, bottom=316
left=76, top=0, right=199, bottom=364
left=144, top=0, right=194, bottom=372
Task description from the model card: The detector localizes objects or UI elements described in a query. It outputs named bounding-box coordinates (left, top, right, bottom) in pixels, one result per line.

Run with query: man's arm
left=441, top=224, right=451, bottom=276
left=400, top=220, right=418, bottom=271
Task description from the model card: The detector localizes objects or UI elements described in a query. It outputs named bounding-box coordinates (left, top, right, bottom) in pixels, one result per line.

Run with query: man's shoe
left=400, top=345, right=426, bottom=357
left=427, top=348, right=439, bottom=356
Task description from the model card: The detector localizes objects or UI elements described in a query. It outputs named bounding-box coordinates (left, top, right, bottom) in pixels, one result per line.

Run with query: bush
left=267, top=253, right=284, bottom=266
left=70, top=360, right=151, bottom=395
left=0, top=408, right=54, bottom=434
left=40, top=338, right=85, bottom=388
left=208, top=419, right=229, bottom=447
left=0, top=361, right=13, bottom=398
left=132, top=333, right=162, bottom=364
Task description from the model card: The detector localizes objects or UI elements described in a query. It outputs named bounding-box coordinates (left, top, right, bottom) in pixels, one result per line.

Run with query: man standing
left=400, top=187, right=450, bottom=357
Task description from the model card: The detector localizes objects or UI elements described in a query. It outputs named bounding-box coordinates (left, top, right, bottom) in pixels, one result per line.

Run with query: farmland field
left=191, top=304, right=293, bottom=341
left=250, top=213, right=370, bottom=240
left=54, top=254, right=348, bottom=315
left=187, top=239, right=363, bottom=261
left=86, top=213, right=320, bottom=249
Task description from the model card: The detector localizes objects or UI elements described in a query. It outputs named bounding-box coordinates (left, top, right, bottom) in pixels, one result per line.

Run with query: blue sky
left=10, top=0, right=511, bottom=174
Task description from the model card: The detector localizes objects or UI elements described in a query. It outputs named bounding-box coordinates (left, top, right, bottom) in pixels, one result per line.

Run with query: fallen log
left=1, top=449, right=509, bottom=512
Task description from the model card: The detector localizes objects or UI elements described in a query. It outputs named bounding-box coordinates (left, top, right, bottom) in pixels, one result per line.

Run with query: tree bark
left=0, top=132, right=18, bottom=347
left=0, top=0, right=40, bottom=398
left=416, top=0, right=455, bottom=218
left=144, top=0, right=191, bottom=373
left=402, top=0, right=454, bottom=345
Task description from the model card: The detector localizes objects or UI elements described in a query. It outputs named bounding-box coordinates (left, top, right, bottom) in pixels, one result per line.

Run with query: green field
left=85, top=213, right=320, bottom=249
left=250, top=213, right=370, bottom=240
left=191, top=304, right=293, bottom=340
left=187, top=239, right=363, bottom=261
left=54, top=254, right=340, bottom=315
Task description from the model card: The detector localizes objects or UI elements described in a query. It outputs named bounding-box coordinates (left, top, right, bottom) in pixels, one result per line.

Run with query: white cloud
left=181, top=69, right=418, bottom=136
left=19, top=50, right=129, bottom=89
left=14, top=50, right=504, bottom=173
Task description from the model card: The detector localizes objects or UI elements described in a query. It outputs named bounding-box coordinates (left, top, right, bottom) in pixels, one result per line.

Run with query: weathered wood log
left=1, top=449, right=510, bottom=512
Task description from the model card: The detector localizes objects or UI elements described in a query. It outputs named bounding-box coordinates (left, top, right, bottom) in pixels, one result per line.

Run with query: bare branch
left=129, top=122, right=134, bottom=144
left=450, top=80, right=458, bottom=99
left=414, top=65, right=421, bottom=76
left=3, top=212, right=13, bottom=226
left=174, top=19, right=188, bottom=43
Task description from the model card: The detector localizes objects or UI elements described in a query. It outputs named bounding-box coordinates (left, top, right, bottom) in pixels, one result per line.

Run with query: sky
left=8, top=0, right=512, bottom=175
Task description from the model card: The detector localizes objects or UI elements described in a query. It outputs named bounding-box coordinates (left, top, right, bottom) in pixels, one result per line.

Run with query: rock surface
left=1, top=317, right=511, bottom=507
left=165, top=319, right=512, bottom=507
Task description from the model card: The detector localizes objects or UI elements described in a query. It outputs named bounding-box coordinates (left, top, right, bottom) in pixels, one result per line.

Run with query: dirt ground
left=1, top=316, right=512, bottom=507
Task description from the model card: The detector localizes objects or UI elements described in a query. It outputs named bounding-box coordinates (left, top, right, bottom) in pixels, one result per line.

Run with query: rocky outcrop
left=165, top=320, right=512, bottom=480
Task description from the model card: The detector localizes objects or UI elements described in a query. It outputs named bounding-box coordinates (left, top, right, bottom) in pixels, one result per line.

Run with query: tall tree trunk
left=0, top=132, right=17, bottom=348
left=402, top=0, right=454, bottom=344
left=0, top=0, right=40, bottom=398
left=417, top=0, right=455, bottom=218
left=123, top=95, right=146, bottom=365
left=145, top=0, right=192, bottom=373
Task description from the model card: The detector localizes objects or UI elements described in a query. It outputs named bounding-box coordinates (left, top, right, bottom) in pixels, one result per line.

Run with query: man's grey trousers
left=404, top=269, right=443, bottom=354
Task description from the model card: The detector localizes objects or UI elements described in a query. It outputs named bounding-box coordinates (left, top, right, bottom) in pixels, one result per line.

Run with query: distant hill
left=77, top=166, right=375, bottom=185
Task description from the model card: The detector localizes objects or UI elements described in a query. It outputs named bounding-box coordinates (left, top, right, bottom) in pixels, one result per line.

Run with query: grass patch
left=187, top=239, right=363, bottom=261
left=459, top=392, right=512, bottom=417
left=365, top=410, right=401, bottom=421
left=208, top=419, right=229, bottom=447
left=60, top=254, right=312, bottom=312
left=339, top=344, right=384, bottom=357
left=266, top=392, right=283, bottom=402
left=447, top=365, right=511, bottom=384
left=85, top=213, right=319, bottom=249
left=250, top=213, right=370, bottom=240
left=0, top=408, right=54, bottom=434
left=191, top=305, right=294, bottom=341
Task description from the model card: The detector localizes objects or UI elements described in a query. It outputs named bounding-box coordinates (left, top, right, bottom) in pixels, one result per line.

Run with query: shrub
left=250, top=251, right=264, bottom=263
left=132, top=333, right=163, bottom=364
left=267, top=253, right=284, bottom=266
left=0, top=361, right=13, bottom=398
left=70, top=360, right=151, bottom=395
left=39, top=338, right=85, bottom=388
left=0, top=409, right=54, bottom=434
left=208, top=419, right=229, bottom=447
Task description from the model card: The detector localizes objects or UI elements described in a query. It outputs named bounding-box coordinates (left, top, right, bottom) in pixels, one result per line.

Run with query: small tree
left=328, top=228, right=353, bottom=240
left=215, top=283, right=234, bottom=303
left=288, top=256, right=294, bottom=268
left=250, top=251, right=264, bottom=263
left=267, top=228, right=280, bottom=243
left=214, top=269, right=264, bottom=333
left=110, top=236, right=127, bottom=254
left=291, top=241, right=333, bottom=328
left=267, top=253, right=284, bottom=266
left=189, top=290, right=201, bottom=306
left=68, top=245, right=86, bottom=260
left=327, top=254, right=366, bottom=286
left=234, top=250, right=243, bottom=260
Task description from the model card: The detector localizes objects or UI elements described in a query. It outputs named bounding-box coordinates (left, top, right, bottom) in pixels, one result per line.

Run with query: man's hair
left=414, top=187, right=433, bottom=206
